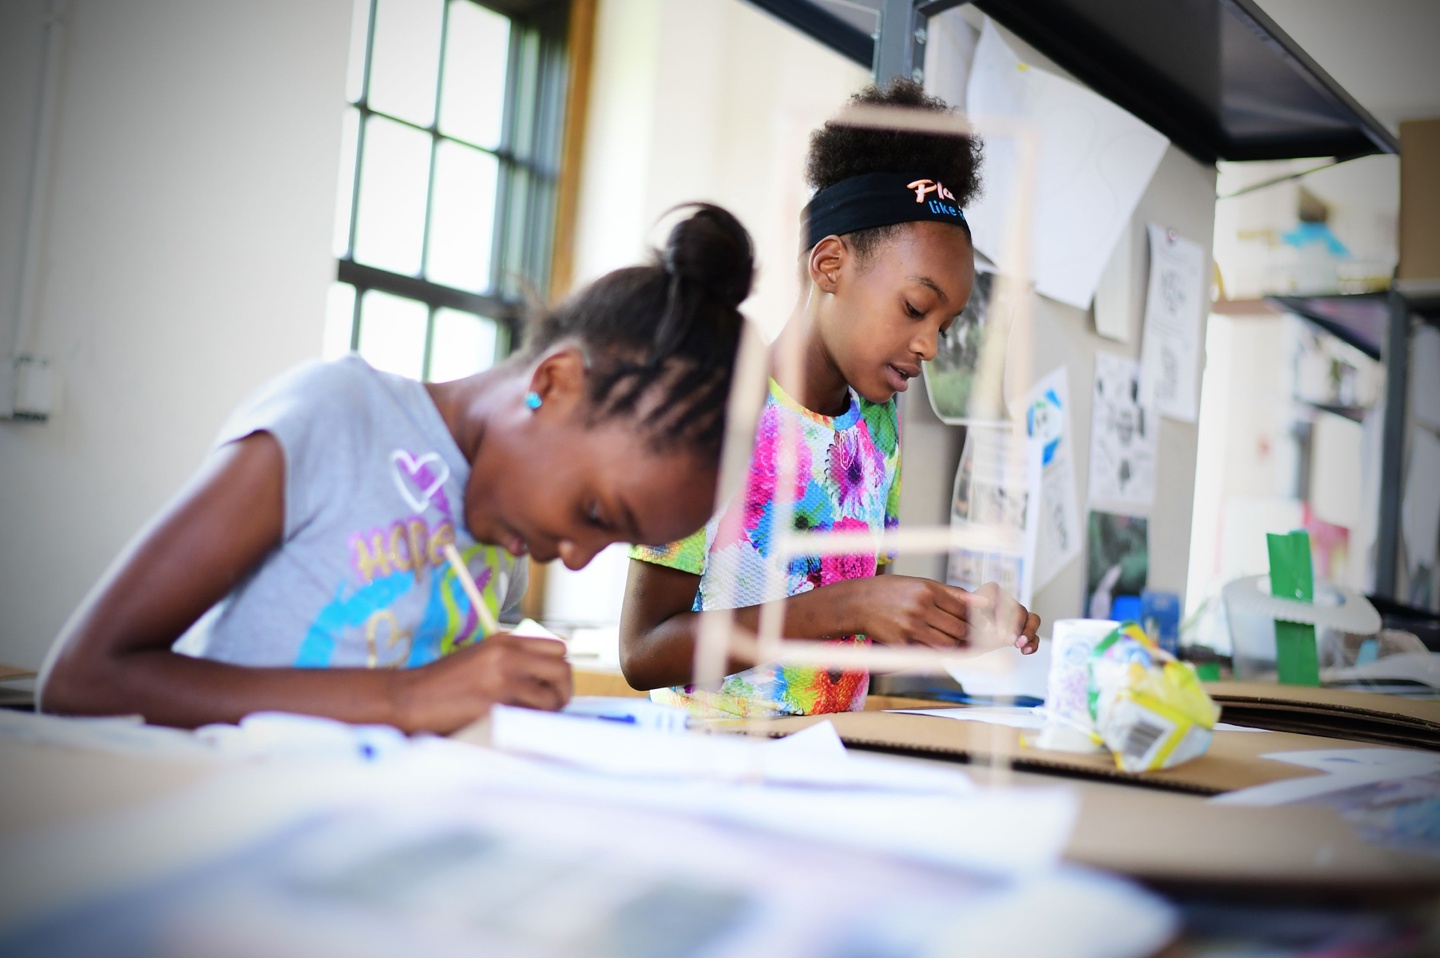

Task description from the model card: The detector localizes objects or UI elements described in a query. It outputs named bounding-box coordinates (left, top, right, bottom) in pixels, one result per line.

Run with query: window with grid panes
left=324, top=0, right=569, bottom=381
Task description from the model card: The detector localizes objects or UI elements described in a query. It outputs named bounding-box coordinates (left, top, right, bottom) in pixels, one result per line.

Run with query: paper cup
left=1035, top=618, right=1117, bottom=753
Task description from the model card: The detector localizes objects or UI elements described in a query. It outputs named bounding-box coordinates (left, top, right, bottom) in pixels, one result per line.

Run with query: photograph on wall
left=1085, top=510, right=1149, bottom=619
left=923, top=270, right=1015, bottom=425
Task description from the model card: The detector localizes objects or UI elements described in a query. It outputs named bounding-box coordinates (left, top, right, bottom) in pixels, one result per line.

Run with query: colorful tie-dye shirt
left=178, top=356, right=525, bottom=669
left=630, top=378, right=901, bottom=718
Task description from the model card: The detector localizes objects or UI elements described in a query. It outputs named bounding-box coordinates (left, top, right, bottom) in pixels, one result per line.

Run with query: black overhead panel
left=742, top=0, right=1397, bottom=164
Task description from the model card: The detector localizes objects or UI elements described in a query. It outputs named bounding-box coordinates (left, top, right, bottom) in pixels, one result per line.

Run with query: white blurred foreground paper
left=964, top=19, right=1168, bottom=309
left=0, top=741, right=1173, bottom=958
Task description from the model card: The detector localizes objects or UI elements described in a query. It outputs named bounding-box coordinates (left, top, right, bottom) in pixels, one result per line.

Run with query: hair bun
left=662, top=203, right=755, bottom=310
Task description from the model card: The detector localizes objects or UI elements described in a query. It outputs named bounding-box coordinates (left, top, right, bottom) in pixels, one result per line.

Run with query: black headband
left=802, top=172, right=969, bottom=250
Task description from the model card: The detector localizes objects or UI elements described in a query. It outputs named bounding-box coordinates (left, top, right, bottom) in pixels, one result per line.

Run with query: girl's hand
left=395, top=633, right=573, bottom=733
left=848, top=576, right=1040, bottom=654
left=968, top=581, right=1042, bottom=655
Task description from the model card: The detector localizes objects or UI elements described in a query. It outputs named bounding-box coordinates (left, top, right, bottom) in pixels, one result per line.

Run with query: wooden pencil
left=442, top=543, right=501, bottom=636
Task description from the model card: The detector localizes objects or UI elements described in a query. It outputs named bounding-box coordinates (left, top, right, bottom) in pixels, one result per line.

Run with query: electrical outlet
left=0, top=361, right=14, bottom=419
left=8, top=356, right=54, bottom=421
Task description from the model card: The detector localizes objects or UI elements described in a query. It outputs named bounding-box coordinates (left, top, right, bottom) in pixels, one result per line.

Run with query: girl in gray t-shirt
left=40, top=205, right=755, bottom=734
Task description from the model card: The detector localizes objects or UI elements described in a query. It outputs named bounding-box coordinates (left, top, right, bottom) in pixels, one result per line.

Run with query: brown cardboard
left=1054, top=775, right=1440, bottom=893
left=1204, top=681, right=1440, bottom=749
left=1399, top=118, right=1440, bottom=281
left=0, top=663, right=35, bottom=682
left=719, top=710, right=1356, bottom=795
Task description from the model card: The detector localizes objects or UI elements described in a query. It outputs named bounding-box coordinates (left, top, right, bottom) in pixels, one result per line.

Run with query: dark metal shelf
left=1266, top=292, right=1389, bottom=360
left=742, top=0, right=1397, bottom=164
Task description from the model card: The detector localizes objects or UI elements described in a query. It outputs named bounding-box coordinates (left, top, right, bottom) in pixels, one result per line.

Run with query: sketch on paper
left=1089, top=351, right=1157, bottom=510
left=1025, top=366, right=1081, bottom=592
left=922, top=270, right=1014, bottom=425
left=1139, top=224, right=1205, bottom=422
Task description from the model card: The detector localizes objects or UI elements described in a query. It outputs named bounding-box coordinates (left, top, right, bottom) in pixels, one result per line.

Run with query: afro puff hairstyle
left=805, top=77, right=982, bottom=258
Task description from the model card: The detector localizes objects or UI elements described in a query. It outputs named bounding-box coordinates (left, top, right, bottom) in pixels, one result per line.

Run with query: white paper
left=1088, top=352, right=1157, bottom=511
left=488, top=707, right=978, bottom=795
left=965, top=20, right=1168, bottom=309
left=1410, top=325, right=1440, bottom=432
left=944, top=641, right=1051, bottom=700
left=508, top=617, right=560, bottom=639
left=1092, top=223, right=1135, bottom=342
left=947, top=423, right=1040, bottom=605
left=561, top=695, right=689, bottom=732
left=888, top=706, right=1048, bottom=730
left=1213, top=758, right=1440, bottom=807
left=1025, top=366, right=1083, bottom=591
left=1402, top=427, right=1440, bottom=595
left=1261, top=747, right=1440, bottom=774
left=1139, top=224, right=1206, bottom=422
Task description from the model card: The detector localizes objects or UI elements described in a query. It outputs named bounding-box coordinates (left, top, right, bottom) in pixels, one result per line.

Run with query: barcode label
left=1122, top=719, right=1166, bottom=761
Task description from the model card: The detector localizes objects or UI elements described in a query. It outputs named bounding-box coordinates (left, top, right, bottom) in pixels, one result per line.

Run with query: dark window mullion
left=344, top=0, right=379, bottom=346
left=421, top=304, right=438, bottom=381
left=490, top=22, right=524, bottom=300
left=349, top=283, right=365, bottom=352
left=357, top=101, right=512, bottom=160
left=418, top=0, right=452, bottom=281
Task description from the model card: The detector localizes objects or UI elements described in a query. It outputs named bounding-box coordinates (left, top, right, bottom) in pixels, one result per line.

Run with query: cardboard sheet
left=0, top=664, right=36, bottom=682
left=719, top=709, right=1352, bottom=796
left=1056, top=775, right=1440, bottom=893
left=1204, top=681, right=1440, bottom=750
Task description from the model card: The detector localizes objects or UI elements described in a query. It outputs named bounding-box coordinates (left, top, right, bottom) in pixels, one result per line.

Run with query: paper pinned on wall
left=964, top=20, right=1169, bottom=310
left=1092, top=223, right=1135, bottom=343
left=1139, top=224, right=1206, bottom=422
left=1088, top=352, right=1157, bottom=511
left=947, top=424, right=1039, bottom=606
left=1024, top=366, right=1083, bottom=592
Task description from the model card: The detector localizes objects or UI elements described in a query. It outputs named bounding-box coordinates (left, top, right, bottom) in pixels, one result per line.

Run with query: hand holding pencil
left=382, top=543, right=573, bottom=732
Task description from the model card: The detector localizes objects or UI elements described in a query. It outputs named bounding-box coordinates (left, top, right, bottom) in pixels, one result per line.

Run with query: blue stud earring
left=524, top=391, right=542, bottom=411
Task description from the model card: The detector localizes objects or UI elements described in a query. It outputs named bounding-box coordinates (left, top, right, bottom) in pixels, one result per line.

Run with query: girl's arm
left=39, top=433, right=571, bottom=733
left=618, top=558, right=1039, bottom=690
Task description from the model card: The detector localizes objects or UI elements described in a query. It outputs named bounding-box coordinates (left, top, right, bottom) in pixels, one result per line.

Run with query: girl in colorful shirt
left=620, top=81, right=1041, bottom=718
left=40, top=205, right=755, bottom=734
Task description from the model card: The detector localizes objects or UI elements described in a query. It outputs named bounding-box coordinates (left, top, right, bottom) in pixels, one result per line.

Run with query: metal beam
left=873, top=0, right=924, bottom=84
left=1375, top=289, right=1412, bottom=599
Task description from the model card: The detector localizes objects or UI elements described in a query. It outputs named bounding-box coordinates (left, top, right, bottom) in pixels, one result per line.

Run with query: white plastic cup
left=1035, top=618, right=1118, bottom=753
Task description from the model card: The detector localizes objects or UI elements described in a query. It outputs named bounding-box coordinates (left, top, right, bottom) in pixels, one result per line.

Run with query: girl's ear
left=528, top=346, right=588, bottom=418
left=807, top=235, right=847, bottom=293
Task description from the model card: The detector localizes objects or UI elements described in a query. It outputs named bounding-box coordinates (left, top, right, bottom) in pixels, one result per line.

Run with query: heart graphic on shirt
left=389, top=450, right=450, bottom=514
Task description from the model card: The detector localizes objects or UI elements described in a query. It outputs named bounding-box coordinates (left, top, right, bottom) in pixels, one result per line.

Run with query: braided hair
left=523, top=203, right=753, bottom=459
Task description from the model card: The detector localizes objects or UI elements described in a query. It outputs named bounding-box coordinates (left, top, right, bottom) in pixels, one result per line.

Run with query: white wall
left=0, top=0, right=351, bottom=669
left=546, top=0, right=870, bottom=625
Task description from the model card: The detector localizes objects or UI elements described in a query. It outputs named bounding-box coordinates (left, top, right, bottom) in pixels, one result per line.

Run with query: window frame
left=335, top=0, right=571, bottom=379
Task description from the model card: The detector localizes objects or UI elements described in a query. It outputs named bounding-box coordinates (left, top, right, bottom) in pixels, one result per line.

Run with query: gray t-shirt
left=182, top=355, right=526, bottom=668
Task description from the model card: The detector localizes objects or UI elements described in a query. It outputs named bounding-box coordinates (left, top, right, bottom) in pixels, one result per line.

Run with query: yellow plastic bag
left=1088, top=622, right=1221, bottom=772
